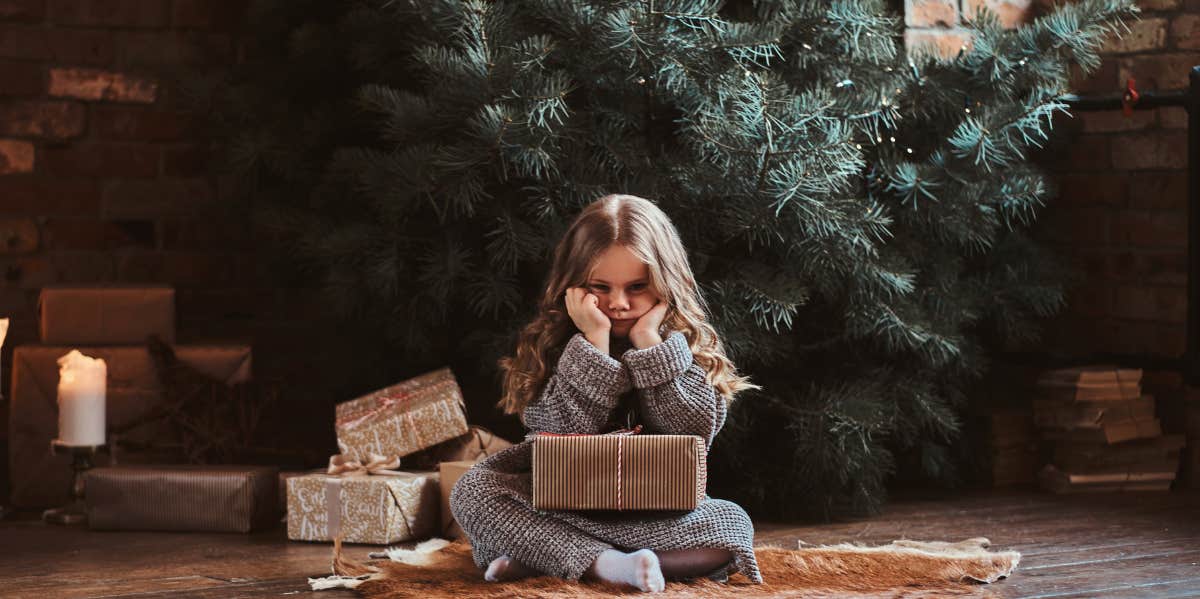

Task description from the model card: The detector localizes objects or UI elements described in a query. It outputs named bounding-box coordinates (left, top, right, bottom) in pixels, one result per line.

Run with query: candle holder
left=42, top=440, right=105, bottom=525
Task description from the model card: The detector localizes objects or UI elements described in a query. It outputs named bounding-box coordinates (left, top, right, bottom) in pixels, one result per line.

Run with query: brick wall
left=0, top=0, right=374, bottom=468
left=0, top=2, right=571, bottom=491
left=0, top=0, right=249, bottom=338
left=906, top=0, right=1199, bottom=362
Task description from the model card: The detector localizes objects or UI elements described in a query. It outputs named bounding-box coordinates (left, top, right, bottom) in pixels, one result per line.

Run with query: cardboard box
left=8, top=344, right=251, bottom=507
left=39, top=285, right=175, bottom=345
left=438, top=460, right=476, bottom=539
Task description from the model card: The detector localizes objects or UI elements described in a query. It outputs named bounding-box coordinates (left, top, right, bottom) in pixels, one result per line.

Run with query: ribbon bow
left=327, top=453, right=403, bottom=476
left=337, top=396, right=403, bottom=428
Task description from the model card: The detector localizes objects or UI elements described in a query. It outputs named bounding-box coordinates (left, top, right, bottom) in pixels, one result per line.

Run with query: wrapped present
left=287, top=455, right=440, bottom=544
left=439, top=460, right=476, bottom=539
left=8, top=344, right=252, bottom=507
left=1033, top=396, right=1156, bottom=429
left=39, top=285, right=176, bottom=345
left=279, top=470, right=312, bottom=514
left=1040, top=418, right=1162, bottom=444
left=532, top=429, right=706, bottom=511
left=335, top=367, right=468, bottom=461
left=1053, top=435, right=1185, bottom=471
left=85, top=465, right=278, bottom=532
left=1038, top=463, right=1175, bottom=494
left=406, top=426, right=514, bottom=470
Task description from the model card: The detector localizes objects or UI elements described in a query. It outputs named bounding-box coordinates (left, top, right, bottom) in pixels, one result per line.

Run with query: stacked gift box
left=1032, top=365, right=1185, bottom=494
left=285, top=367, right=514, bottom=544
left=282, top=368, right=710, bottom=543
left=7, top=285, right=280, bottom=532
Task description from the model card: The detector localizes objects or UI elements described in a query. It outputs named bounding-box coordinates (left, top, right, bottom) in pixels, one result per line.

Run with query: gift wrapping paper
left=334, top=367, right=468, bottom=460
left=286, top=470, right=439, bottom=544
left=438, top=460, right=476, bottom=539
left=532, top=434, right=706, bottom=511
left=406, top=425, right=514, bottom=470
left=85, top=465, right=278, bottom=532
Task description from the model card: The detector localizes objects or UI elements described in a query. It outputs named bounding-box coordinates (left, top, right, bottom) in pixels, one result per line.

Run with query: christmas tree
left=201, top=0, right=1138, bottom=519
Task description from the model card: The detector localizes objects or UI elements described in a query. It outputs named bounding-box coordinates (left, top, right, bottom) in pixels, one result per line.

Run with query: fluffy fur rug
left=310, top=536, right=1019, bottom=598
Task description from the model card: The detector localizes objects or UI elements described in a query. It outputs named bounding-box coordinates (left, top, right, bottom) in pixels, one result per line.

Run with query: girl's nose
left=609, top=292, right=628, bottom=311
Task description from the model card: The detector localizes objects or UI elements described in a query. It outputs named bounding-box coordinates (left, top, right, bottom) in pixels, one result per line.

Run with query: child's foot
left=484, top=555, right=537, bottom=582
left=588, top=548, right=666, bottom=593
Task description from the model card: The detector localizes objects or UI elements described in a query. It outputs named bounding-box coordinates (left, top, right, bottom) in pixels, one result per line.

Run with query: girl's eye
left=589, top=284, right=645, bottom=293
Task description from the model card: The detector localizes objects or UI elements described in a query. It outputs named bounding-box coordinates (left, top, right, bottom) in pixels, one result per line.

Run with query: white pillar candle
left=56, top=349, right=107, bottom=447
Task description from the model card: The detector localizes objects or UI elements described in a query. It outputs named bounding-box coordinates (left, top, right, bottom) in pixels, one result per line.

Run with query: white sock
left=485, top=555, right=512, bottom=582
left=485, top=555, right=536, bottom=582
left=589, top=549, right=665, bottom=593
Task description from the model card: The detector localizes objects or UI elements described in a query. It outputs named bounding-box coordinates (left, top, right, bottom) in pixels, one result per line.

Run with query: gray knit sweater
left=450, top=330, right=763, bottom=584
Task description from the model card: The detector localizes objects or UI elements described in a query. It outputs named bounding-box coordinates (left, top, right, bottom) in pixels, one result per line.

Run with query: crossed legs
left=486, top=546, right=733, bottom=591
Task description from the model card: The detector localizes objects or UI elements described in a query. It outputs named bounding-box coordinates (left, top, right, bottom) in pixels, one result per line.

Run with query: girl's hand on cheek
left=564, top=287, right=612, bottom=340
left=629, top=300, right=669, bottom=349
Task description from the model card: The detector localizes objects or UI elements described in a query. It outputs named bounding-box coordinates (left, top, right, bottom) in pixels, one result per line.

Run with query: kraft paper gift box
left=278, top=470, right=311, bottom=514
left=7, top=344, right=252, bottom=507
left=334, top=367, right=469, bottom=461
left=286, top=470, right=440, bottom=544
left=38, top=284, right=176, bottom=345
left=406, top=425, right=514, bottom=470
left=438, top=460, right=477, bottom=539
left=85, top=465, right=278, bottom=532
left=532, top=432, right=707, bottom=511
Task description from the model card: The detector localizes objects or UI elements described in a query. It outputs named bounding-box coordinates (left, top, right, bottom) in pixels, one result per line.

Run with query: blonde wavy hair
left=497, top=194, right=760, bottom=417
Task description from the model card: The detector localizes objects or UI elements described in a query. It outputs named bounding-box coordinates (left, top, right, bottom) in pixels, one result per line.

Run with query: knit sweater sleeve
left=521, top=332, right=632, bottom=434
left=621, top=330, right=727, bottom=449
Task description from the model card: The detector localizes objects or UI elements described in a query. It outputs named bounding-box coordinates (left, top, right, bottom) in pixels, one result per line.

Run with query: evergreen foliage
left=201, top=0, right=1138, bottom=519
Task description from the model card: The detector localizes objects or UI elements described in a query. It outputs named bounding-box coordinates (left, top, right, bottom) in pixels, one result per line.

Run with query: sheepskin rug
left=310, top=536, right=1019, bottom=598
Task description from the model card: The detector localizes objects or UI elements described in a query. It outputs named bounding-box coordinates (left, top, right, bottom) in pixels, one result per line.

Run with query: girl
left=450, top=194, right=763, bottom=592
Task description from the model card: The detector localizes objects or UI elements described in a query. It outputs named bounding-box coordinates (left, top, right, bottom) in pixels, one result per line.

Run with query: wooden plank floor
left=1, top=487, right=1198, bottom=598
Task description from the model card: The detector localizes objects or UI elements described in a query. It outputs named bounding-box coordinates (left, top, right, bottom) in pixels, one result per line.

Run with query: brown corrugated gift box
left=38, top=285, right=176, bottom=345
left=85, top=465, right=278, bottom=532
left=334, top=367, right=468, bottom=461
left=7, top=344, right=252, bottom=507
left=532, top=434, right=707, bottom=511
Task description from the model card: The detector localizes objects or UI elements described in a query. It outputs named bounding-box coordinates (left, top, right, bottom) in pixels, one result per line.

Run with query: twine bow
left=327, top=453, right=403, bottom=476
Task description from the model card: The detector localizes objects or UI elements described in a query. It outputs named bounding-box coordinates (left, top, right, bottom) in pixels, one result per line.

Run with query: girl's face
left=586, top=244, right=662, bottom=338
